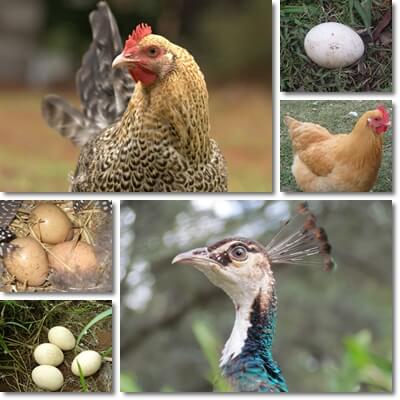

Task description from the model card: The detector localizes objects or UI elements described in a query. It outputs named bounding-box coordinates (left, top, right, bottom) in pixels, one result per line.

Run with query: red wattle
left=129, top=66, right=157, bottom=86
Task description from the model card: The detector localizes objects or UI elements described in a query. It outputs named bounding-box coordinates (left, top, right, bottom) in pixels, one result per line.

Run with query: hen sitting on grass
left=42, top=1, right=227, bottom=192
left=285, top=105, right=390, bottom=192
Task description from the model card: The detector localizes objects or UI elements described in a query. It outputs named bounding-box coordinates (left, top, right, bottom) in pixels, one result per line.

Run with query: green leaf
left=354, top=0, right=372, bottom=28
left=4, top=321, right=31, bottom=333
left=76, top=307, right=112, bottom=348
left=77, top=361, right=89, bottom=392
left=349, top=0, right=355, bottom=24
left=100, top=346, right=112, bottom=357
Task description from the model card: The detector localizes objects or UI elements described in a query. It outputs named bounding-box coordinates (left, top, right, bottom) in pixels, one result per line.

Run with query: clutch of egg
left=31, top=325, right=102, bottom=391
left=3, top=203, right=98, bottom=288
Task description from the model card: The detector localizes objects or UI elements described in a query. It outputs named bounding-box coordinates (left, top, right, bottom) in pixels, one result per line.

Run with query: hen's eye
left=147, top=47, right=158, bottom=57
left=230, top=245, right=248, bottom=261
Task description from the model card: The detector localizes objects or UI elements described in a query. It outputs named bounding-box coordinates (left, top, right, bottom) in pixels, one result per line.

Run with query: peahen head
left=172, top=203, right=335, bottom=392
left=172, top=237, right=274, bottom=310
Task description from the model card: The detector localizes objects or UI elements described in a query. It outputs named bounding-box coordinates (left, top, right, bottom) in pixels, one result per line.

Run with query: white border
left=0, top=0, right=396, bottom=398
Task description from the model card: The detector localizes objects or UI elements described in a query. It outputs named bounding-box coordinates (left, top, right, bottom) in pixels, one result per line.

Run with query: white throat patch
left=220, top=305, right=252, bottom=367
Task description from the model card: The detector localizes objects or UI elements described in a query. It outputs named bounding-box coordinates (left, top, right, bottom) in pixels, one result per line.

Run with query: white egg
left=32, top=365, right=64, bottom=391
left=48, top=326, right=76, bottom=351
left=33, top=343, right=64, bottom=366
left=304, top=22, right=364, bottom=69
left=71, top=350, right=102, bottom=377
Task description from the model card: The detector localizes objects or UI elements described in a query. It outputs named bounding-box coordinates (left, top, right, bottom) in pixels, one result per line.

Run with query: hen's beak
left=172, top=247, right=210, bottom=266
left=112, top=53, right=137, bottom=69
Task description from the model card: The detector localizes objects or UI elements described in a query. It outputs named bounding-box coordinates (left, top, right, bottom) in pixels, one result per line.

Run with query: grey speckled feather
left=42, top=1, right=134, bottom=147
left=0, top=201, right=21, bottom=228
left=0, top=201, right=20, bottom=257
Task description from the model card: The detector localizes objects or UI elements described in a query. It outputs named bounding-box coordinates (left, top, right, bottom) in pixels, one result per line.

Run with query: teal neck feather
left=221, top=288, right=288, bottom=392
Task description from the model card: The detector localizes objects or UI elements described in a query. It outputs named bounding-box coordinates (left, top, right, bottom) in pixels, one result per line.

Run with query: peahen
left=172, top=203, right=335, bottom=392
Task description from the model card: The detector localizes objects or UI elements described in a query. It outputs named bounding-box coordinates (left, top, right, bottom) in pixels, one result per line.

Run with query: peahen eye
left=230, top=245, right=248, bottom=261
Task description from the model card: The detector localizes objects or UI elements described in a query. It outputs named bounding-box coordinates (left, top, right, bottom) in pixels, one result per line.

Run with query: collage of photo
left=0, top=0, right=393, bottom=396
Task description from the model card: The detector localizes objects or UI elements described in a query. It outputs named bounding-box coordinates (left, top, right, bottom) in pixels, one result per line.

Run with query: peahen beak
left=172, top=247, right=210, bottom=266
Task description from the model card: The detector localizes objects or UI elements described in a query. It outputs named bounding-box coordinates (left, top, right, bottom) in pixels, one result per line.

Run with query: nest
left=0, top=200, right=112, bottom=293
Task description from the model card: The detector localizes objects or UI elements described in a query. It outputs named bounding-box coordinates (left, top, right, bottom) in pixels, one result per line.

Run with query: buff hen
left=285, top=105, right=390, bottom=192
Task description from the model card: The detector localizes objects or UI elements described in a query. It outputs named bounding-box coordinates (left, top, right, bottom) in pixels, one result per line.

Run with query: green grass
left=0, top=149, right=73, bottom=192
left=280, top=0, right=392, bottom=92
left=280, top=100, right=392, bottom=192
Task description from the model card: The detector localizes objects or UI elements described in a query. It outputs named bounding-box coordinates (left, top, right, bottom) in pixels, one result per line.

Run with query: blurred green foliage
left=122, top=324, right=392, bottom=393
left=192, top=318, right=231, bottom=392
left=325, top=330, right=392, bottom=392
left=120, top=372, right=142, bottom=392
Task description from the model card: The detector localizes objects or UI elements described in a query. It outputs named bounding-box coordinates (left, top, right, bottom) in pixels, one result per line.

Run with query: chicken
left=285, top=105, right=390, bottom=192
left=42, top=2, right=227, bottom=192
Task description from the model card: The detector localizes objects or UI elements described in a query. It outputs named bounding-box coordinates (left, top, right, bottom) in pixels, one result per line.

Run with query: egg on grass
left=71, top=350, right=102, bottom=377
left=31, top=365, right=64, bottom=392
left=304, top=22, right=365, bottom=69
left=33, top=343, right=64, bottom=366
left=48, top=326, right=76, bottom=351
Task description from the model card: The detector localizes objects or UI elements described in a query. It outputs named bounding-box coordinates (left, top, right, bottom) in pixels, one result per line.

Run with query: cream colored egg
left=71, top=350, right=102, bottom=377
left=48, top=326, right=76, bottom=351
left=32, top=365, right=64, bottom=391
left=3, top=237, right=49, bottom=286
left=30, top=203, right=73, bottom=245
left=33, top=343, right=64, bottom=366
left=304, top=22, right=364, bottom=69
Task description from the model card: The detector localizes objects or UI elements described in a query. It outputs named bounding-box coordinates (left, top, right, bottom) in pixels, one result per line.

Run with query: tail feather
left=266, top=202, right=336, bottom=272
left=76, top=1, right=134, bottom=126
left=284, top=115, right=300, bottom=129
left=42, top=1, right=134, bottom=147
left=42, top=95, right=97, bottom=147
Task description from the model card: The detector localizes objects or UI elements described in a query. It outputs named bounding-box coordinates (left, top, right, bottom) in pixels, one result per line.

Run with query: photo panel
left=120, top=199, right=392, bottom=393
left=280, top=1, right=392, bottom=92
left=280, top=100, right=392, bottom=193
left=0, top=200, right=113, bottom=293
left=0, top=300, right=112, bottom=392
left=0, top=1, right=272, bottom=193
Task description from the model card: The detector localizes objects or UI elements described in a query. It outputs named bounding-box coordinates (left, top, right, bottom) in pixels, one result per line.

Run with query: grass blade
left=77, top=361, right=89, bottom=392
left=76, top=307, right=112, bottom=347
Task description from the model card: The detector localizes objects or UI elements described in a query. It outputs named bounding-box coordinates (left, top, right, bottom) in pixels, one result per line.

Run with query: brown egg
left=30, top=203, right=73, bottom=245
left=48, top=241, right=98, bottom=279
left=4, top=237, right=49, bottom=286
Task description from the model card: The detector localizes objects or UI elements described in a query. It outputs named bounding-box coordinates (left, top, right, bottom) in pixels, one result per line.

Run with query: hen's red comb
left=124, top=23, right=152, bottom=50
left=377, top=104, right=390, bottom=124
